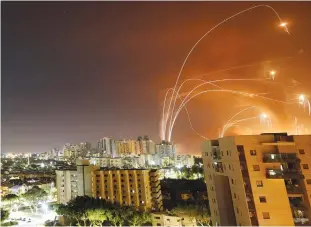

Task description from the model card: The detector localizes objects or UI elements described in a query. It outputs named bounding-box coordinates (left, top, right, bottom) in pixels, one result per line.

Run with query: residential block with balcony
left=201, top=133, right=311, bottom=226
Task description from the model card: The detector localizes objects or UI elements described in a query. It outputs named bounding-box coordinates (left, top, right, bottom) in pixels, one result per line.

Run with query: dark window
left=221, top=151, right=224, bottom=156
left=157, top=224, right=161, bottom=226
left=259, top=196, right=267, bottom=203
left=303, top=164, right=309, bottom=169
left=262, top=212, right=270, bottom=219
left=226, top=150, right=229, bottom=155
left=155, top=217, right=160, bottom=220
left=256, top=180, right=263, bottom=187
left=234, top=193, right=236, bottom=199
left=236, top=208, right=239, bottom=214
left=229, top=164, right=231, bottom=170
left=253, top=165, right=260, bottom=171
left=306, top=179, right=311, bottom=184
left=250, top=150, right=257, bottom=156
left=299, top=149, right=305, bottom=154
left=231, top=179, right=234, bottom=184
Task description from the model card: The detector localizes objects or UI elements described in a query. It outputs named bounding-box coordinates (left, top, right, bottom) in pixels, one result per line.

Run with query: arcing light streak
left=161, top=55, right=293, bottom=140
left=166, top=5, right=289, bottom=142
left=168, top=85, right=286, bottom=141
left=298, top=94, right=311, bottom=116
left=161, top=88, right=208, bottom=141
left=220, top=116, right=258, bottom=137
left=168, top=79, right=291, bottom=141
left=219, top=106, right=257, bottom=137
left=167, top=78, right=263, bottom=140
left=162, top=77, right=262, bottom=140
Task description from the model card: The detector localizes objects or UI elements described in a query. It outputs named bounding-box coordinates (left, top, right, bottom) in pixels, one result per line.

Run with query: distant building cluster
left=2, top=136, right=196, bottom=169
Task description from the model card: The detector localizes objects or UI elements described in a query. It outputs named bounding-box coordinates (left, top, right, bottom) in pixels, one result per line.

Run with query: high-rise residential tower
left=201, top=133, right=311, bottom=226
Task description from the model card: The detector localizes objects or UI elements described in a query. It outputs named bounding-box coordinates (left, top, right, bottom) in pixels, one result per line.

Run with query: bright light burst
left=164, top=5, right=290, bottom=141
left=160, top=5, right=309, bottom=142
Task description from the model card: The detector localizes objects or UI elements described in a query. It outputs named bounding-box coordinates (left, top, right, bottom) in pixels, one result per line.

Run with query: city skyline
left=2, top=2, right=311, bottom=154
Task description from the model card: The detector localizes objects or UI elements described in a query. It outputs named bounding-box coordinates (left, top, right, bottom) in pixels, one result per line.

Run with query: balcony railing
left=294, top=218, right=310, bottom=225
left=266, top=169, right=304, bottom=179
left=263, top=153, right=300, bottom=163
left=286, top=185, right=304, bottom=194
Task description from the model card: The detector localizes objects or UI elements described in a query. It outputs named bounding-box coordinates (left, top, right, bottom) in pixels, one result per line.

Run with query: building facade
left=137, top=136, right=156, bottom=155
left=202, top=133, right=311, bottom=226
left=175, top=154, right=195, bottom=167
left=93, top=168, right=163, bottom=212
left=155, top=142, right=176, bottom=159
left=116, top=140, right=138, bottom=155
left=98, top=137, right=117, bottom=157
left=56, top=160, right=163, bottom=212
left=151, top=213, right=196, bottom=227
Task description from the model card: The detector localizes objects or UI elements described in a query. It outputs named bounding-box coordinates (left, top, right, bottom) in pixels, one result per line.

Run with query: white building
left=155, top=142, right=176, bottom=158
left=151, top=212, right=196, bottom=227
left=55, top=160, right=96, bottom=204
left=90, top=157, right=110, bottom=167
left=137, top=136, right=156, bottom=154
left=175, top=154, right=195, bottom=167
left=98, top=137, right=117, bottom=157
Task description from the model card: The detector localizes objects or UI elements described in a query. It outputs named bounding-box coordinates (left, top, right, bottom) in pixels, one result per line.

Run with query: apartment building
left=201, top=133, right=311, bottom=226
left=55, top=160, right=96, bottom=204
left=93, top=168, right=163, bottom=212
left=56, top=160, right=163, bottom=212
left=151, top=212, right=196, bottom=226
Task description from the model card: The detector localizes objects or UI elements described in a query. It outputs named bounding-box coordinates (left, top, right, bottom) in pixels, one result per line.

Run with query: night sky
left=2, top=2, right=311, bottom=154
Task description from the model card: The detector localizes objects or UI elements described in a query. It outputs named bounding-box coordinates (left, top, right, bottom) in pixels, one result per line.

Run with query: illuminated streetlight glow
left=40, top=163, right=45, bottom=168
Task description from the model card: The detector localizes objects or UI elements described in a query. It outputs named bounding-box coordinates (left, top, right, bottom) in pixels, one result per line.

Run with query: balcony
left=294, top=218, right=310, bottom=225
left=266, top=169, right=304, bottom=179
left=286, top=185, right=304, bottom=195
left=212, top=148, right=221, bottom=160
left=214, top=162, right=224, bottom=173
left=263, top=153, right=300, bottom=163
left=292, top=205, right=310, bottom=225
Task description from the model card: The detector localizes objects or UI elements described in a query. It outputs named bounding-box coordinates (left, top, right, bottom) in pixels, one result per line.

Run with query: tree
left=171, top=204, right=210, bottom=226
left=0, top=208, right=10, bottom=223
left=86, top=208, right=107, bottom=227
left=2, top=194, right=19, bottom=210
left=21, top=186, right=48, bottom=213
left=127, top=210, right=151, bottom=226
